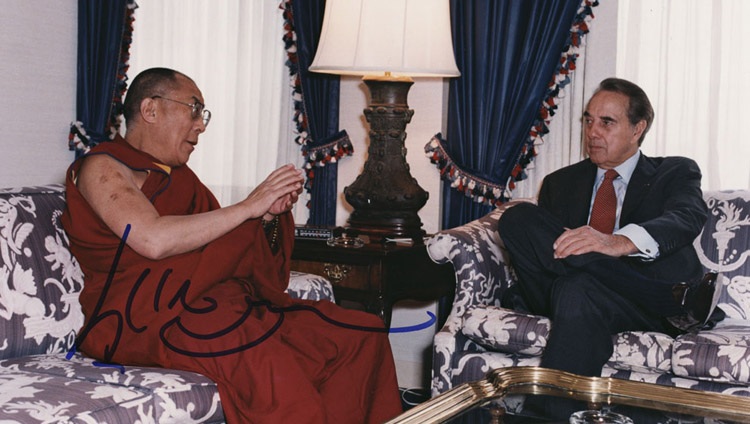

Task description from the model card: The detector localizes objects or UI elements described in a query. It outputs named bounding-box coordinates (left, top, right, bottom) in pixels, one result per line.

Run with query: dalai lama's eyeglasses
left=152, top=96, right=212, bottom=127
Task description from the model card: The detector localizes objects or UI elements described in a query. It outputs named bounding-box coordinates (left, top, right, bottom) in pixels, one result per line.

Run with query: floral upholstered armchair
left=426, top=190, right=750, bottom=417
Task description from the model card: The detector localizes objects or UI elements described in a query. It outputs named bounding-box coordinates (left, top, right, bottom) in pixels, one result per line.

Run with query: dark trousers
left=498, top=203, right=677, bottom=378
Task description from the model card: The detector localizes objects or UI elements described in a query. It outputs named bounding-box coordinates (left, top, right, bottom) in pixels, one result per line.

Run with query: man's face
left=583, top=90, right=644, bottom=169
left=155, top=76, right=208, bottom=167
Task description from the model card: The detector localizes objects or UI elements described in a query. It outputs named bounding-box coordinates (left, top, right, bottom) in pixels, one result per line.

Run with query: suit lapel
left=569, top=161, right=598, bottom=227
left=621, top=154, right=656, bottom=224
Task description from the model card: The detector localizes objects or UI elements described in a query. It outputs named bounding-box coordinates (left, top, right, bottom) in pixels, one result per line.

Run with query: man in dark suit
left=498, top=78, right=717, bottom=416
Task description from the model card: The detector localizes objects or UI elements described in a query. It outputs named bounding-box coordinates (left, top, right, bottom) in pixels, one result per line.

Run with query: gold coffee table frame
left=386, top=367, right=750, bottom=423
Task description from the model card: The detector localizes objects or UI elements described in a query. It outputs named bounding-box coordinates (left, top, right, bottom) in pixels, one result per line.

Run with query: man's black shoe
left=667, top=272, right=721, bottom=332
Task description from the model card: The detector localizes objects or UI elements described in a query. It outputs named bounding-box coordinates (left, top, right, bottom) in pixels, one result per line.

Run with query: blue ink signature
left=67, top=224, right=436, bottom=371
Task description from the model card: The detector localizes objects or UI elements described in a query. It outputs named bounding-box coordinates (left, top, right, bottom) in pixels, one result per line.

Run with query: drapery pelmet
left=426, top=0, right=598, bottom=229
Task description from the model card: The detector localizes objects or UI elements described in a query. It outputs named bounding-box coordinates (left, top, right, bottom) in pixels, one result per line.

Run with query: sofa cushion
left=607, top=331, right=674, bottom=374
left=461, top=306, right=550, bottom=356
left=462, top=306, right=675, bottom=374
left=0, top=184, right=84, bottom=360
left=0, top=352, right=224, bottom=423
left=695, top=190, right=750, bottom=320
left=672, top=319, right=750, bottom=384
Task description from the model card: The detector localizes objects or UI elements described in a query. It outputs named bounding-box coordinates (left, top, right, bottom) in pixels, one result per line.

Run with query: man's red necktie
left=589, top=169, right=619, bottom=233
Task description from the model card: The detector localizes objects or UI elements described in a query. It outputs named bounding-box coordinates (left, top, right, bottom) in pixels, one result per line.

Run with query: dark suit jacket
left=537, top=154, right=708, bottom=284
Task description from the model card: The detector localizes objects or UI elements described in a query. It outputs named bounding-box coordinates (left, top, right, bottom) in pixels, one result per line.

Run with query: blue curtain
left=428, top=0, right=596, bottom=229
left=69, top=0, right=135, bottom=157
left=284, top=0, right=351, bottom=227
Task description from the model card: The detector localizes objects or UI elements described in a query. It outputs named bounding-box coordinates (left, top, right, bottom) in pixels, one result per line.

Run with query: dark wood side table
left=290, top=238, right=455, bottom=328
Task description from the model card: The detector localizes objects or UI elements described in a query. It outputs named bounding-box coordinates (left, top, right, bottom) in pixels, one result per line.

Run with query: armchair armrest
left=427, top=199, right=534, bottom=395
left=426, top=209, right=507, bottom=315
left=426, top=200, right=534, bottom=318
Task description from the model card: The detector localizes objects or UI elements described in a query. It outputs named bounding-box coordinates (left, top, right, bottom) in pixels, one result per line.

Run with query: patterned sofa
left=0, top=184, right=335, bottom=423
left=427, top=190, right=750, bottom=420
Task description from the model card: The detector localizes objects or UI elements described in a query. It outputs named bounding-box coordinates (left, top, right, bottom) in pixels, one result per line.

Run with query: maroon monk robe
left=61, top=135, right=402, bottom=424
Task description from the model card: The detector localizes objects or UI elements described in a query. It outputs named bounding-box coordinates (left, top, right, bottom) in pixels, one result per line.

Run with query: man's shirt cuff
left=616, top=224, right=660, bottom=260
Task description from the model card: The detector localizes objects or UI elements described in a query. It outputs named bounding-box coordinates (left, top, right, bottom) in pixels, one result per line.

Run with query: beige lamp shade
left=309, top=0, right=460, bottom=78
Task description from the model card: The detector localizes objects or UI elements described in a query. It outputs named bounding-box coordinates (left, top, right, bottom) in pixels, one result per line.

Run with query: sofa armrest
left=427, top=200, right=535, bottom=394
left=431, top=325, right=484, bottom=395
left=426, top=200, right=533, bottom=320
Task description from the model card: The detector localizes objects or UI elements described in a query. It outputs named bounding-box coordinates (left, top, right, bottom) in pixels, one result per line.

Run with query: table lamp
left=309, top=0, right=460, bottom=242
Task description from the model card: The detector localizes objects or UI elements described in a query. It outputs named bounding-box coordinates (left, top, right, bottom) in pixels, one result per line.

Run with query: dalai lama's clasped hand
left=240, top=163, right=305, bottom=222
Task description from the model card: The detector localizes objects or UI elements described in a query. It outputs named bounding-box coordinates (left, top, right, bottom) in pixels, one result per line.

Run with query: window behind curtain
left=617, top=0, right=750, bottom=190
left=128, top=1, right=297, bottom=206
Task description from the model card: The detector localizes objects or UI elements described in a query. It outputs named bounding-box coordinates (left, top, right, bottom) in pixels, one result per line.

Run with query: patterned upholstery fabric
left=609, top=331, right=673, bottom=374
left=461, top=306, right=550, bottom=356
left=427, top=190, right=750, bottom=421
left=288, top=270, right=336, bottom=302
left=0, top=353, right=224, bottom=423
left=0, top=184, right=335, bottom=423
left=671, top=319, right=750, bottom=384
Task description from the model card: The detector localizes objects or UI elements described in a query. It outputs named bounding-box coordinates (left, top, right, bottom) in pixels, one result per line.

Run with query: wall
left=0, top=0, right=77, bottom=187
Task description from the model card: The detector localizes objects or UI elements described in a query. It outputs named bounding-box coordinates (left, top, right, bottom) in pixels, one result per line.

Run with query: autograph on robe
left=67, top=224, right=435, bottom=372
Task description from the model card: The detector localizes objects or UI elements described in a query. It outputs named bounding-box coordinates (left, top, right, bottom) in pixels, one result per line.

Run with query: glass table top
left=386, top=367, right=750, bottom=424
